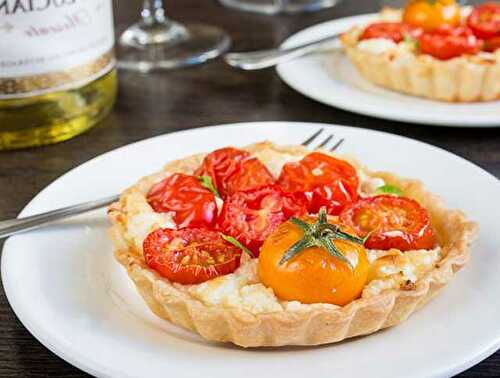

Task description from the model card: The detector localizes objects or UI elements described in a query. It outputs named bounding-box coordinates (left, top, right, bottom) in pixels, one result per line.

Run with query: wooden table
left=1, top=0, right=499, bottom=376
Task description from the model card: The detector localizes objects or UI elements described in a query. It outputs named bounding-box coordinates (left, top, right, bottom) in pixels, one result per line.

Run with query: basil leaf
left=403, top=33, right=419, bottom=49
left=376, top=184, right=402, bottom=196
left=198, top=175, right=221, bottom=198
left=221, top=234, right=255, bottom=258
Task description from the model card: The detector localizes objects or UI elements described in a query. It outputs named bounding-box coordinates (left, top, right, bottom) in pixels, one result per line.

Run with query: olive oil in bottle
left=0, top=0, right=117, bottom=150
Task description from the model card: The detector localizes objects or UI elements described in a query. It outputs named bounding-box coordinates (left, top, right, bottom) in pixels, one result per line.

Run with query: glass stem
left=141, top=0, right=169, bottom=26
left=275, top=0, right=287, bottom=8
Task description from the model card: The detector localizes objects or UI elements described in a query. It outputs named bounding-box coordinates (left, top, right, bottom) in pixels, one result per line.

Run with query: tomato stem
left=280, top=207, right=364, bottom=269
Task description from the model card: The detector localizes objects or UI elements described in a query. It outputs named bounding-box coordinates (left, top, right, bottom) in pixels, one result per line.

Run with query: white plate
left=277, top=15, right=500, bottom=127
left=2, top=122, right=500, bottom=378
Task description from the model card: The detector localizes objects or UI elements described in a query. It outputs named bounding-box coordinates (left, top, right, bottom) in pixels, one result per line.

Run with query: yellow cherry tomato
left=403, top=0, right=461, bottom=31
left=258, top=217, right=369, bottom=306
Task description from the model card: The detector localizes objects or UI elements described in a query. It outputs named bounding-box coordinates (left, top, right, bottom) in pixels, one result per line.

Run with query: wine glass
left=217, top=0, right=342, bottom=15
left=117, top=0, right=231, bottom=72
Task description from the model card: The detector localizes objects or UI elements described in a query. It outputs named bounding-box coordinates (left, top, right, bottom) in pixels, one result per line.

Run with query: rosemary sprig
left=221, top=234, right=255, bottom=258
left=198, top=175, right=221, bottom=198
left=279, top=207, right=365, bottom=269
left=375, top=184, right=402, bottom=196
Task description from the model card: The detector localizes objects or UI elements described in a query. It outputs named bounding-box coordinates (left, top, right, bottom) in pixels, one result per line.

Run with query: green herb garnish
left=279, top=207, right=364, bottom=269
left=198, top=175, right=221, bottom=198
left=375, top=184, right=402, bottom=196
left=403, top=33, right=420, bottom=50
left=222, top=234, right=255, bottom=258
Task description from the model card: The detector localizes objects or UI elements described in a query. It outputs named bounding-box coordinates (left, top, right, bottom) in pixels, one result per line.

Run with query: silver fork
left=224, top=33, right=342, bottom=70
left=0, top=129, right=344, bottom=239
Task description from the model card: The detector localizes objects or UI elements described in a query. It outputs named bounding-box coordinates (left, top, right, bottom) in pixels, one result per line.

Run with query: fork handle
left=224, top=33, right=342, bottom=70
left=0, top=194, right=120, bottom=239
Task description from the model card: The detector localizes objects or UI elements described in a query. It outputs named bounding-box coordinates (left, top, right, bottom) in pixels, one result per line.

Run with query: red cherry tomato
left=419, top=26, right=483, bottom=60
left=485, top=35, right=500, bottom=51
left=195, top=147, right=274, bottom=198
left=147, top=173, right=217, bottom=229
left=467, top=2, right=500, bottom=40
left=277, top=152, right=359, bottom=215
left=143, top=228, right=241, bottom=284
left=223, top=157, right=275, bottom=197
left=339, top=195, right=436, bottom=251
left=361, top=22, right=423, bottom=43
left=217, top=185, right=307, bottom=255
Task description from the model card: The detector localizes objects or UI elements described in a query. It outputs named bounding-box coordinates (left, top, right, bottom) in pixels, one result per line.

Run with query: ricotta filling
left=358, top=169, right=385, bottom=196
left=357, top=38, right=398, bottom=54
left=251, top=151, right=302, bottom=178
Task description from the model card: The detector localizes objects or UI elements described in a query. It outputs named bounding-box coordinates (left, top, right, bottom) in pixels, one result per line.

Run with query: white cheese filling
left=357, top=38, right=398, bottom=54
left=358, top=169, right=385, bottom=196
left=126, top=211, right=176, bottom=248
left=251, top=150, right=302, bottom=178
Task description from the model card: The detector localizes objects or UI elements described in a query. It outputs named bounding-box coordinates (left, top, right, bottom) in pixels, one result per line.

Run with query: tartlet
left=108, top=142, right=477, bottom=347
left=341, top=8, right=500, bottom=102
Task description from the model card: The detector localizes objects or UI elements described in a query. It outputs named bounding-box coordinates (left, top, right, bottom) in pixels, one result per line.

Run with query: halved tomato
left=467, top=2, right=500, bottom=40
left=339, top=195, right=435, bottom=251
left=419, top=26, right=483, bottom=60
left=143, top=228, right=242, bottom=285
left=360, top=22, right=422, bottom=43
left=147, top=173, right=217, bottom=229
left=278, top=152, right=358, bottom=215
left=223, top=157, right=275, bottom=196
left=217, top=185, right=307, bottom=255
left=195, top=147, right=274, bottom=198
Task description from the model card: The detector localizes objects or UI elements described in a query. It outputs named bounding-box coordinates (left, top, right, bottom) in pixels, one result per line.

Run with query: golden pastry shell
left=108, top=142, right=478, bottom=347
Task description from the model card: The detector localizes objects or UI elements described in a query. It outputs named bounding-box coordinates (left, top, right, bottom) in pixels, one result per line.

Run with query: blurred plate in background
left=277, top=15, right=500, bottom=127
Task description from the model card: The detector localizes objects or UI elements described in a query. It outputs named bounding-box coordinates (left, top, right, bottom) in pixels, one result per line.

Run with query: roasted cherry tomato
left=258, top=216, right=369, bottom=306
left=217, top=184, right=307, bottom=255
left=195, top=147, right=274, bottom=198
left=403, top=0, right=461, bottom=31
left=360, top=22, right=422, bottom=43
left=223, top=157, right=275, bottom=197
left=419, top=26, right=483, bottom=60
left=147, top=173, right=217, bottom=229
left=143, top=228, right=242, bottom=285
left=467, top=2, right=500, bottom=40
left=278, top=152, right=359, bottom=215
left=485, top=35, right=500, bottom=51
left=339, top=195, right=436, bottom=251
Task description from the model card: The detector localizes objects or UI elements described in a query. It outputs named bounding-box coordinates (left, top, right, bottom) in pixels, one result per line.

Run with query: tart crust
left=108, top=142, right=478, bottom=347
left=341, top=16, right=500, bottom=102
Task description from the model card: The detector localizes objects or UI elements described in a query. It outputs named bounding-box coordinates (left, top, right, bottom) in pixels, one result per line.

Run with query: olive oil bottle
left=0, top=0, right=117, bottom=150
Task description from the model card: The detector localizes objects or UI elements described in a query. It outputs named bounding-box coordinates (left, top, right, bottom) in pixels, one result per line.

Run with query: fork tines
left=301, top=128, right=344, bottom=152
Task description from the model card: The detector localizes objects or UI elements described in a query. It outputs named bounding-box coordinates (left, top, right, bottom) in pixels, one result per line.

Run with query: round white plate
left=3, top=122, right=500, bottom=378
left=277, top=15, right=500, bottom=127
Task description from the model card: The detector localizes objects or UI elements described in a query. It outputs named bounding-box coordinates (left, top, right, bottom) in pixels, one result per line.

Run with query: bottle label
left=0, top=0, right=115, bottom=99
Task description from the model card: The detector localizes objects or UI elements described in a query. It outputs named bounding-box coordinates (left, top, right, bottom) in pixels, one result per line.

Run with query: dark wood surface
left=1, top=0, right=499, bottom=376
